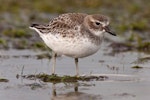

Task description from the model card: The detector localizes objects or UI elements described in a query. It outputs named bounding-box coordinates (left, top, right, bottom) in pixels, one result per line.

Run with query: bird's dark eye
left=95, top=22, right=100, bottom=25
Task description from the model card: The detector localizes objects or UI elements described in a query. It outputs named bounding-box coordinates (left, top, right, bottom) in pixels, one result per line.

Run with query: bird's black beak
left=103, top=26, right=116, bottom=36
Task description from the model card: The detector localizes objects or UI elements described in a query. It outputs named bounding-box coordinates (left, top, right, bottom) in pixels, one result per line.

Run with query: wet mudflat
left=0, top=42, right=150, bottom=100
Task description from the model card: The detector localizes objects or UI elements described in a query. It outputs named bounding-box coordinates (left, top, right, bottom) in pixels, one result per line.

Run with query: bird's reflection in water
left=51, top=82, right=102, bottom=100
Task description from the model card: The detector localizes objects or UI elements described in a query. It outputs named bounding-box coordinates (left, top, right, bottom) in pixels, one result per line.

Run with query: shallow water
left=0, top=43, right=150, bottom=100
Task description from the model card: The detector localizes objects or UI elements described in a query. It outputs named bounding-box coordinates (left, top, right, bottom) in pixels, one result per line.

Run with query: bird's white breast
left=40, top=33, right=101, bottom=58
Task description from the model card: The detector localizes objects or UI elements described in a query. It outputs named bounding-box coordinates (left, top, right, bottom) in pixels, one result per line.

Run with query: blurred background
left=0, top=0, right=149, bottom=53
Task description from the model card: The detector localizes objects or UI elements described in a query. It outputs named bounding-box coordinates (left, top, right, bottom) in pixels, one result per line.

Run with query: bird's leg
left=74, top=82, right=78, bottom=92
left=52, top=52, right=57, bottom=75
left=75, top=58, right=79, bottom=76
left=52, top=83, right=57, bottom=96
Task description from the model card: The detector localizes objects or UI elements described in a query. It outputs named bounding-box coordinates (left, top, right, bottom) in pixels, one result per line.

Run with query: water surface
left=0, top=43, right=150, bottom=100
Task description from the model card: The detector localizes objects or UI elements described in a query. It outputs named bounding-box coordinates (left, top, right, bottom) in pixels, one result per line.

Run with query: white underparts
left=40, top=33, right=101, bottom=58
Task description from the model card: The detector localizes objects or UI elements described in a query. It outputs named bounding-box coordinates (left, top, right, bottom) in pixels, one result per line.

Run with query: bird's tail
left=29, top=23, right=49, bottom=34
left=29, top=23, right=45, bottom=29
left=30, top=23, right=39, bottom=28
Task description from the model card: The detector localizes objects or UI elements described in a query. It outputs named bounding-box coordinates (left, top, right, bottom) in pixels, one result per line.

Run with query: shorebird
left=30, top=13, right=116, bottom=76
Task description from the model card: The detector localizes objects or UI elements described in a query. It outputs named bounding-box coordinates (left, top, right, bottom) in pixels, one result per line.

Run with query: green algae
left=0, top=78, right=9, bottom=82
left=131, top=65, right=143, bottom=69
left=24, top=74, right=108, bottom=83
